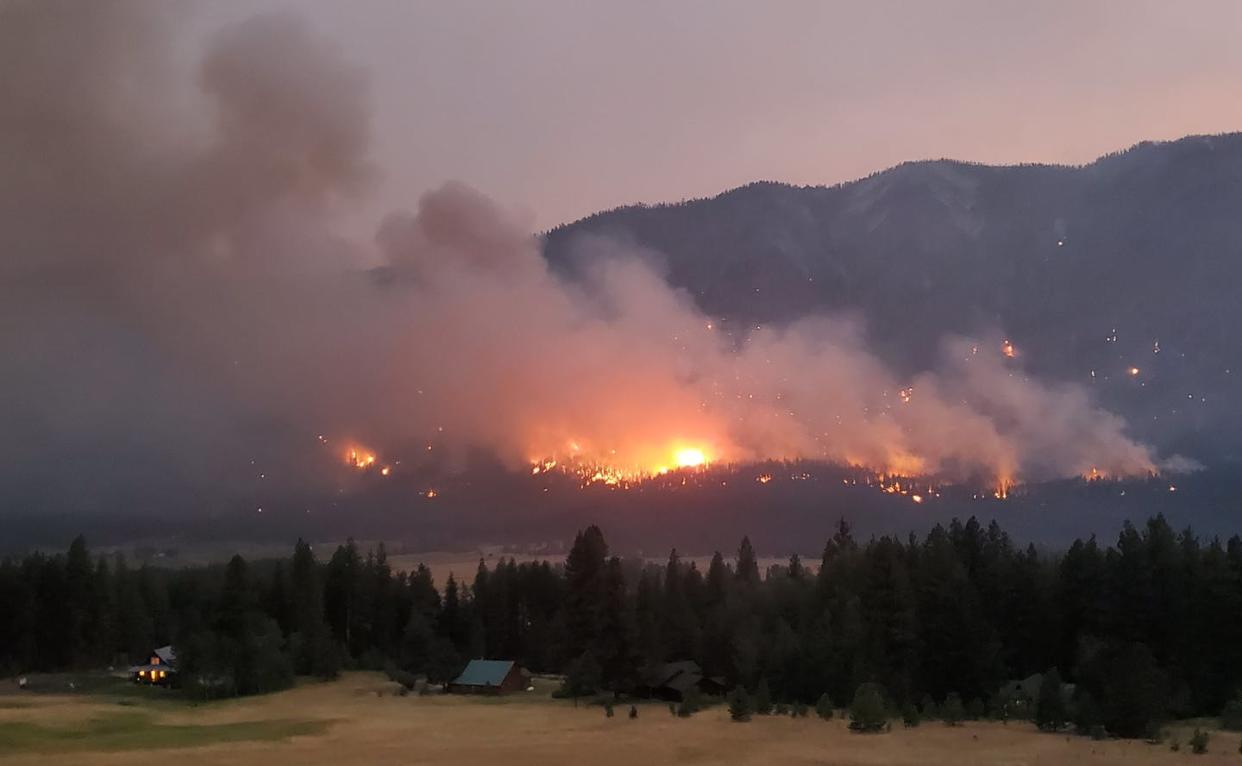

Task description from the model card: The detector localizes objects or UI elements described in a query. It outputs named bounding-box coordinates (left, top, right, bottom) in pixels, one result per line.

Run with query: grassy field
left=1, top=673, right=1238, bottom=765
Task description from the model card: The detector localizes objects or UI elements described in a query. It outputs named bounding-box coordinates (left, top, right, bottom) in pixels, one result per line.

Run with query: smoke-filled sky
left=186, top=0, right=1242, bottom=230
left=0, top=0, right=1207, bottom=522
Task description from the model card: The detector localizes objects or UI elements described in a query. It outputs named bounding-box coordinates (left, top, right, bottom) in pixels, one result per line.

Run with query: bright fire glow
left=529, top=441, right=715, bottom=487
left=674, top=448, right=707, bottom=468
left=345, top=447, right=377, bottom=469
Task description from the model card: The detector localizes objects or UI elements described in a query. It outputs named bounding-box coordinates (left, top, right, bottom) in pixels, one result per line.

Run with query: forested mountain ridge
left=544, top=133, right=1242, bottom=464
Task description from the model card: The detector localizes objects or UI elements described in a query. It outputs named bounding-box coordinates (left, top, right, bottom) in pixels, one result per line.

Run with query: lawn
left=0, top=710, right=327, bottom=756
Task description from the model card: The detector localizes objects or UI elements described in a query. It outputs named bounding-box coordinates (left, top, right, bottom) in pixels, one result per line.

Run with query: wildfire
left=530, top=440, right=715, bottom=487
left=674, top=448, right=707, bottom=468
left=345, top=447, right=377, bottom=469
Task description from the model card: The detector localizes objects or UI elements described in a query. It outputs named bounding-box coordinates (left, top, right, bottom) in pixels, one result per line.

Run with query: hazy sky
left=188, top=0, right=1242, bottom=230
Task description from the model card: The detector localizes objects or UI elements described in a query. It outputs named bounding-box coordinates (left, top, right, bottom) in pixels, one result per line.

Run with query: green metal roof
left=452, top=659, right=515, bottom=687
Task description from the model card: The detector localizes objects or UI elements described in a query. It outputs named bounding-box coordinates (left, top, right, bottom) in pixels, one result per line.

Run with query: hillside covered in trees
left=545, top=133, right=1242, bottom=467
left=4, top=514, right=1242, bottom=738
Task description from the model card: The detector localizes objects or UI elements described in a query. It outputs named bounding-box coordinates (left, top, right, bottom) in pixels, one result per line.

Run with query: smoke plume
left=0, top=1, right=1161, bottom=523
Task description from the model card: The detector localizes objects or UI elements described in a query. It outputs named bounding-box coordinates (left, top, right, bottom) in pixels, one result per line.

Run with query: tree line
left=2, top=514, right=1242, bottom=738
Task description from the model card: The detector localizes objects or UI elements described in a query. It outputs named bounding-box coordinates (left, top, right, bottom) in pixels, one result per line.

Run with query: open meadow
left=1, top=673, right=1238, bottom=766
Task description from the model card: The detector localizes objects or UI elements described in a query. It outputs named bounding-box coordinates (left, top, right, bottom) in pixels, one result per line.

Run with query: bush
left=1090, top=724, right=1107, bottom=741
left=902, top=703, right=921, bottom=727
left=604, top=702, right=614, bottom=718
left=728, top=687, right=753, bottom=722
left=554, top=652, right=602, bottom=700
left=676, top=698, right=695, bottom=718
left=1190, top=728, right=1209, bottom=754
left=815, top=693, right=835, bottom=720
left=1221, top=697, right=1242, bottom=731
left=754, top=679, right=773, bottom=715
left=385, top=667, right=418, bottom=691
left=919, top=693, right=938, bottom=720
left=629, top=705, right=638, bottom=719
left=774, top=702, right=789, bottom=716
left=966, top=697, right=984, bottom=720
left=682, top=689, right=704, bottom=714
left=849, top=683, right=889, bottom=733
left=942, top=693, right=965, bottom=727
left=1072, top=689, right=1102, bottom=736
left=1101, top=643, right=1167, bottom=739
left=793, top=700, right=809, bottom=718
left=1035, top=668, right=1068, bottom=732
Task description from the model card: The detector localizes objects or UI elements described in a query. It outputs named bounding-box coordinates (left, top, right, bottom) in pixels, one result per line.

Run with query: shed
left=448, top=659, right=528, bottom=694
left=639, top=660, right=726, bottom=701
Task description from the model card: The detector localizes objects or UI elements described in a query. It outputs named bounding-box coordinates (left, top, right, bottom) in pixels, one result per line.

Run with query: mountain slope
left=544, top=134, right=1242, bottom=464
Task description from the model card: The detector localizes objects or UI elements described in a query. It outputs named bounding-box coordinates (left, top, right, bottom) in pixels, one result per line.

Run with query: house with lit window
left=130, top=645, right=177, bottom=686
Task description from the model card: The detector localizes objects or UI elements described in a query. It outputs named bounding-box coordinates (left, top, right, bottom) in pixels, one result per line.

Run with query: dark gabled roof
left=643, top=660, right=702, bottom=688
left=452, top=659, right=516, bottom=687
left=153, top=645, right=176, bottom=665
left=664, top=670, right=704, bottom=694
left=1000, top=672, right=1044, bottom=699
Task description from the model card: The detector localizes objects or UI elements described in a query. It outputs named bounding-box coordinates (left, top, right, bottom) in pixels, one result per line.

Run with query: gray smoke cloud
left=0, top=1, right=1163, bottom=522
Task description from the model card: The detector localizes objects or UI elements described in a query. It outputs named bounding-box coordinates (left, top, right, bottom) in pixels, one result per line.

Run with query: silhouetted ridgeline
left=4, top=514, right=1242, bottom=738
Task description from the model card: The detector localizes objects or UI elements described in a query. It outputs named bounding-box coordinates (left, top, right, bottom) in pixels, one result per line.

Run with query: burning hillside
left=0, top=2, right=1186, bottom=531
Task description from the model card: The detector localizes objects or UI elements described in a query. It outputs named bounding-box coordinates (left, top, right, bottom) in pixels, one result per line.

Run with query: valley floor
left=0, top=673, right=1237, bottom=765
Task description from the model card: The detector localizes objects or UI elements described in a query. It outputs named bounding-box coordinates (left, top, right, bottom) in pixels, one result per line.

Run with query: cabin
left=638, top=660, right=726, bottom=701
left=997, top=672, right=1075, bottom=717
left=130, top=645, right=177, bottom=686
left=448, top=659, right=529, bottom=695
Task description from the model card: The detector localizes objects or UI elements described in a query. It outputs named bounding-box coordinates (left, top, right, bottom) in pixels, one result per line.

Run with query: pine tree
left=565, top=526, right=608, bottom=660
left=849, top=682, right=889, bottom=733
left=816, top=692, right=835, bottom=720
left=736, top=537, right=760, bottom=585
left=728, top=686, right=753, bottom=722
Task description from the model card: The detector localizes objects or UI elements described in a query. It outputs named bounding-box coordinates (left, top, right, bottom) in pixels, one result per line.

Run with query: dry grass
left=1, top=673, right=1238, bottom=765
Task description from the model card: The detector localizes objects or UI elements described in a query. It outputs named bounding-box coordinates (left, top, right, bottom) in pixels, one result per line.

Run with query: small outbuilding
left=448, top=659, right=529, bottom=694
left=998, top=672, right=1075, bottom=717
left=638, top=660, right=726, bottom=701
left=130, top=645, right=177, bottom=686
